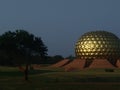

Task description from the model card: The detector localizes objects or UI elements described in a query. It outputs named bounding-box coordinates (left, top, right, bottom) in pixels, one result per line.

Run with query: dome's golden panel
left=75, top=31, right=120, bottom=59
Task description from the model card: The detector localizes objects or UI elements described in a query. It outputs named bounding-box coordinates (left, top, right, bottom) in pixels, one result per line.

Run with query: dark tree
left=0, top=31, right=17, bottom=64
left=65, top=55, right=75, bottom=60
left=45, top=55, right=64, bottom=64
left=0, top=30, right=48, bottom=80
left=53, top=55, right=64, bottom=61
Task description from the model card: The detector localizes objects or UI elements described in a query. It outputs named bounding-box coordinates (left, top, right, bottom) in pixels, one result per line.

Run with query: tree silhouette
left=0, top=30, right=48, bottom=80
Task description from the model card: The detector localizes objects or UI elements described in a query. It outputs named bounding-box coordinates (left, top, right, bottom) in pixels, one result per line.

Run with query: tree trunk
left=24, top=64, right=29, bottom=81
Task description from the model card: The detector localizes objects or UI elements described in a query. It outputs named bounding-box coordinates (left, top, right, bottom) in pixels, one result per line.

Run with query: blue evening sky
left=0, top=0, right=120, bottom=57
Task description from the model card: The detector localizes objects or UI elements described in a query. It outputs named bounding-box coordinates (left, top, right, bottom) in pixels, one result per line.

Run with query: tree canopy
left=0, top=30, right=48, bottom=65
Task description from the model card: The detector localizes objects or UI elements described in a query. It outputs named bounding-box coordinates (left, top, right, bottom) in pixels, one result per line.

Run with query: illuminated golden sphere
left=75, top=31, right=120, bottom=59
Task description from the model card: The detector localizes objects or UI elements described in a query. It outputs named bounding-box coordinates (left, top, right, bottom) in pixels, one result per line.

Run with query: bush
left=105, top=69, right=114, bottom=72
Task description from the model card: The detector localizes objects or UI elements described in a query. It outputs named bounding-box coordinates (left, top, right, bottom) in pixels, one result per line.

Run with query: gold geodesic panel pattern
left=75, top=31, right=120, bottom=59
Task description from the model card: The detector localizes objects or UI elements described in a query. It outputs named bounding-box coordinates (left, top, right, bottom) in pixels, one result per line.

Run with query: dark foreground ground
left=0, top=66, right=120, bottom=90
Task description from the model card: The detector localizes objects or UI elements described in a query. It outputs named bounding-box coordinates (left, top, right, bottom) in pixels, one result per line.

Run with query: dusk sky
left=0, top=0, right=120, bottom=57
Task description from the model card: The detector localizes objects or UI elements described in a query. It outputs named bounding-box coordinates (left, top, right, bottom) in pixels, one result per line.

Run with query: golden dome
left=75, top=31, right=120, bottom=59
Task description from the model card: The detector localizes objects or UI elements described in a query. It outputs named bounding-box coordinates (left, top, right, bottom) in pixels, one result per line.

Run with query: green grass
left=1, top=66, right=120, bottom=90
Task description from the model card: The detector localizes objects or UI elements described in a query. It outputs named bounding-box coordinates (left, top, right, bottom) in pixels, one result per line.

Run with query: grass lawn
left=0, top=66, right=120, bottom=90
